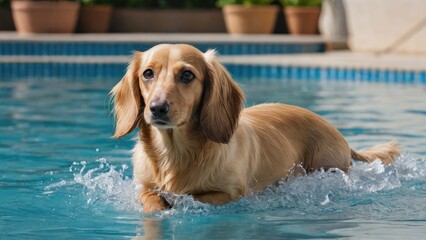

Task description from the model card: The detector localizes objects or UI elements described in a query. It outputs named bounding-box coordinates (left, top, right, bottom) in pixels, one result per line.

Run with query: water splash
left=46, top=158, right=141, bottom=211
left=45, top=154, right=426, bottom=217
left=395, top=154, right=426, bottom=181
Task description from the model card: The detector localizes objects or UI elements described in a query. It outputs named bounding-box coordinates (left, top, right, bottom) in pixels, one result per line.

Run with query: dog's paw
left=142, top=193, right=171, bottom=214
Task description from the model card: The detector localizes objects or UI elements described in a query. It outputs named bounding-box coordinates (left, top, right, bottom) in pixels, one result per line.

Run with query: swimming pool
left=1, top=77, right=425, bottom=239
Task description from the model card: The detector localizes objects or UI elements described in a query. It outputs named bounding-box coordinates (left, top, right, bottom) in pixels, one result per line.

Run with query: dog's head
left=111, top=44, right=244, bottom=143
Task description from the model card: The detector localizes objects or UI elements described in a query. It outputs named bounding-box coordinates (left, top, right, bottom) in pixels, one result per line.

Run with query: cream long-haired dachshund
left=111, top=44, right=400, bottom=214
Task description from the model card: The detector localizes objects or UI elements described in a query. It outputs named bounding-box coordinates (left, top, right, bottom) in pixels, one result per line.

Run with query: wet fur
left=111, top=44, right=400, bottom=213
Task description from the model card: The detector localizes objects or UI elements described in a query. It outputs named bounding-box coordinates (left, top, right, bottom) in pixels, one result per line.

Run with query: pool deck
left=221, top=52, right=426, bottom=71
left=1, top=33, right=426, bottom=72
left=0, top=32, right=327, bottom=43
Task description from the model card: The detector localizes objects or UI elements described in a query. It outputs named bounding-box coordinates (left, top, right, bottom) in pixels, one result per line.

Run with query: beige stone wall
left=110, top=9, right=226, bottom=33
left=344, top=0, right=426, bottom=54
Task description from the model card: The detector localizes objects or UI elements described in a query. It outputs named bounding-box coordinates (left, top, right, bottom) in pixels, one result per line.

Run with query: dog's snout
left=150, top=100, right=169, bottom=117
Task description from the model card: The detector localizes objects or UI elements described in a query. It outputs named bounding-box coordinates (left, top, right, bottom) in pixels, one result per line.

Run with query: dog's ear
left=200, top=50, right=245, bottom=144
left=110, top=52, right=145, bottom=138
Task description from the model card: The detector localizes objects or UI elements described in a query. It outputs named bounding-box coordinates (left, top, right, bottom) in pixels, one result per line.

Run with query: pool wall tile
left=419, top=72, right=426, bottom=84
left=0, top=41, right=326, bottom=56
left=1, top=62, right=425, bottom=84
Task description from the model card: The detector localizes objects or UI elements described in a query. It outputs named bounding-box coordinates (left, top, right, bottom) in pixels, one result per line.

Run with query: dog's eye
left=180, top=70, right=195, bottom=83
left=143, top=69, right=154, bottom=79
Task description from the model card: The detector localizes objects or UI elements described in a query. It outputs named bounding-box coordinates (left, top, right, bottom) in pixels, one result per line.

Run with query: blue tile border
left=1, top=62, right=425, bottom=84
left=0, top=41, right=325, bottom=56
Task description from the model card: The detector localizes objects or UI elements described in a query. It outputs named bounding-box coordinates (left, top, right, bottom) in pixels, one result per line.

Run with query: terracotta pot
left=284, top=6, right=321, bottom=35
left=77, top=5, right=112, bottom=33
left=11, top=1, right=80, bottom=34
left=222, top=5, right=278, bottom=34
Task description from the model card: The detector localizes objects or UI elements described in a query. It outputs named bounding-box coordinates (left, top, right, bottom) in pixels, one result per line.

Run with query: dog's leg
left=193, top=191, right=239, bottom=205
left=140, top=191, right=171, bottom=214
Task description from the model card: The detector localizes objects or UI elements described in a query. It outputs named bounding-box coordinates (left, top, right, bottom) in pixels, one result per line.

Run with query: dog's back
left=239, top=103, right=352, bottom=190
left=240, top=103, right=399, bottom=192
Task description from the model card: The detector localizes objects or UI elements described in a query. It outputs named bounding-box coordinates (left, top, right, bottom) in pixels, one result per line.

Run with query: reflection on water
left=1, top=78, right=426, bottom=238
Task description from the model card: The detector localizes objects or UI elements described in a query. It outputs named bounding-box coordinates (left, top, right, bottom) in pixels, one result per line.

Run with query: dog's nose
left=150, top=100, right=169, bottom=117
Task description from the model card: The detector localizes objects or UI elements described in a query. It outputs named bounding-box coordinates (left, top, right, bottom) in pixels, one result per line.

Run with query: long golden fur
left=111, top=44, right=400, bottom=214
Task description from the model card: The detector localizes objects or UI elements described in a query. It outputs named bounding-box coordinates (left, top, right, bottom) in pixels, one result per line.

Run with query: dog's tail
left=351, top=141, right=400, bottom=165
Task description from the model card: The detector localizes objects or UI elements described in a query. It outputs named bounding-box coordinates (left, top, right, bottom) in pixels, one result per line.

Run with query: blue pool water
left=1, top=77, right=426, bottom=239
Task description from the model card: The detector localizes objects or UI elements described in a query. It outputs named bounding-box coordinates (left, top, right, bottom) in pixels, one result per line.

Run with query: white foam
left=44, top=154, right=426, bottom=216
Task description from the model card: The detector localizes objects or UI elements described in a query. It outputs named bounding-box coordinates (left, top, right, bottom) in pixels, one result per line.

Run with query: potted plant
left=217, top=0, right=278, bottom=34
left=11, top=0, right=80, bottom=34
left=281, top=0, right=322, bottom=35
left=77, top=0, right=112, bottom=33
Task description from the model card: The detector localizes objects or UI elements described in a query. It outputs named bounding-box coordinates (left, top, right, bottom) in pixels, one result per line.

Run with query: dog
left=111, top=44, right=400, bottom=214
